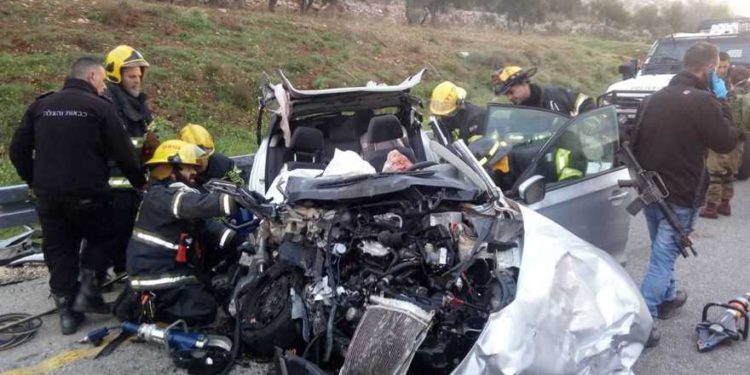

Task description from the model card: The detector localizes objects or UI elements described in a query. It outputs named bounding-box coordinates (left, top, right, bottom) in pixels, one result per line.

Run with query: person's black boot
left=72, top=269, right=110, bottom=314
left=52, top=294, right=84, bottom=335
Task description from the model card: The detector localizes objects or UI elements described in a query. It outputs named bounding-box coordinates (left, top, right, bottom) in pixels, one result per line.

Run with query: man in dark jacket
left=632, top=42, right=740, bottom=348
left=120, top=140, right=240, bottom=325
left=103, top=45, right=155, bottom=275
left=9, top=56, right=147, bottom=335
left=492, top=66, right=596, bottom=116
left=430, top=81, right=487, bottom=142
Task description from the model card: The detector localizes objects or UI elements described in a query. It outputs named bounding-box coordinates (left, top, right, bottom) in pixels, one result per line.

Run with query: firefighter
left=430, top=81, right=487, bottom=142
left=121, top=140, right=240, bottom=325
left=492, top=66, right=596, bottom=116
left=103, top=45, right=157, bottom=275
left=468, top=134, right=515, bottom=190
left=470, top=131, right=585, bottom=190
left=178, top=123, right=245, bottom=187
left=9, top=56, right=146, bottom=334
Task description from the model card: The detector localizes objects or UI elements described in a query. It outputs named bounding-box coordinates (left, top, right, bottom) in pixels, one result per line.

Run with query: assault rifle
left=617, top=142, right=697, bottom=258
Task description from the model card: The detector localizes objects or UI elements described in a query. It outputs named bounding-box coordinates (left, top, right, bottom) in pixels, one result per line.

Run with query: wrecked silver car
left=227, top=136, right=651, bottom=374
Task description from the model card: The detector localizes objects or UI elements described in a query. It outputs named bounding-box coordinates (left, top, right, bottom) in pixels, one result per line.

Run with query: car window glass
left=529, top=106, right=619, bottom=186
left=486, top=105, right=568, bottom=147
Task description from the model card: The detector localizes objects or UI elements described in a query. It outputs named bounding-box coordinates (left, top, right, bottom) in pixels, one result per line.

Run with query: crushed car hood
left=452, top=205, right=651, bottom=375
left=284, top=164, right=482, bottom=204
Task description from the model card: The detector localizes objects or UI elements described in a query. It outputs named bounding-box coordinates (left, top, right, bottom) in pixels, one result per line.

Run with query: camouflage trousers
left=705, top=141, right=745, bottom=204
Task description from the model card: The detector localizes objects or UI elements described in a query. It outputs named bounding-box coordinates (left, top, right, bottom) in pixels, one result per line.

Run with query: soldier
left=700, top=67, right=750, bottom=218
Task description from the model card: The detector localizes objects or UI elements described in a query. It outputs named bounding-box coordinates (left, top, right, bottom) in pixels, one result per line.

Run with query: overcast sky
left=621, top=0, right=750, bottom=17
left=724, top=0, right=750, bottom=16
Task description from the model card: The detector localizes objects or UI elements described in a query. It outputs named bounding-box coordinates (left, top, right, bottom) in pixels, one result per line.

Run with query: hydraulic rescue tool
left=696, top=293, right=750, bottom=352
left=617, top=142, right=697, bottom=258
left=81, top=320, right=233, bottom=375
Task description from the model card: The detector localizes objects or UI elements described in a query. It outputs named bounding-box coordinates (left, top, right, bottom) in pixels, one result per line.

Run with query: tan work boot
left=699, top=203, right=719, bottom=219
left=718, top=199, right=731, bottom=216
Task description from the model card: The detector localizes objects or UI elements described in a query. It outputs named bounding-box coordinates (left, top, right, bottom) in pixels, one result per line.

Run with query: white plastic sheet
left=452, top=206, right=651, bottom=375
left=323, top=149, right=376, bottom=177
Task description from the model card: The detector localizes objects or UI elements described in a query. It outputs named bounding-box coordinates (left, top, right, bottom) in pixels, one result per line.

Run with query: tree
left=497, top=0, right=547, bottom=34
left=547, top=0, right=583, bottom=19
left=661, top=1, right=685, bottom=32
left=633, top=4, right=661, bottom=34
left=589, top=0, right=630, bottom=27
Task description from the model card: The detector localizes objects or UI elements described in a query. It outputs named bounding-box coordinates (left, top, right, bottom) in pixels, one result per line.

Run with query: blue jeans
left=640, top=203, right=698, bottom=317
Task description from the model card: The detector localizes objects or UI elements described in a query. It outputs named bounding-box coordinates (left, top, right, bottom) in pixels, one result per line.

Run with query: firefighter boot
left=718, top=199, right=732, bottom=216
left=72, top=269, right=110, bottom=314
left=699, top=203, right=719, bottom=219
left=52, top=294, right=84, bottom=335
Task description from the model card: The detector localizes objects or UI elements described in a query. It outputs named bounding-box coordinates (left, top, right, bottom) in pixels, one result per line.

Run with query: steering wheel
left=407, top=161, right=438, bottom=171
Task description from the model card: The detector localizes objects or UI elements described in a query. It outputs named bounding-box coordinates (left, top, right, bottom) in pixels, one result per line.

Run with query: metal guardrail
left=0, top=154, right=254, bottom=230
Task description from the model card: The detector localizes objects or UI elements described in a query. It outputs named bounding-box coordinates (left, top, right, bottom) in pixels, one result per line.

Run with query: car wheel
left=239, top=262, right=305, bottom=356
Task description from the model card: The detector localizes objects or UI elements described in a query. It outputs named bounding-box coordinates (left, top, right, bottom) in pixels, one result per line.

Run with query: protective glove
left=710, top=72, right=728, bottom=99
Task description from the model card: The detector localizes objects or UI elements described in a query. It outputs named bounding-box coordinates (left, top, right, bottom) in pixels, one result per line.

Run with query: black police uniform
left=121, top=181, right=238, bottom=325
left=438, top=102, right=488, bottom=142
left=105, top=82, right=153, bottom=273
left=522, top=84, right=596, bottom=116
left=9, top=78, right=146, bottom=297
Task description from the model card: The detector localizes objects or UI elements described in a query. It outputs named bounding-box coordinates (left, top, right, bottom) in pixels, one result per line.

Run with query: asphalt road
left=2, top=181, right=750, bottom=374
left=629, top=179, right=750, bottom=374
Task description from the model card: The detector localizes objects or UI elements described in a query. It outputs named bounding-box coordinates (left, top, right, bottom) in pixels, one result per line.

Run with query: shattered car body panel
left=453, top=205, right=650, bottom=375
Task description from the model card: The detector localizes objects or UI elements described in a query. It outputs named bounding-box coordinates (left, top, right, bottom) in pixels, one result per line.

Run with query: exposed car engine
left=236, top=172, right=523, bottom=374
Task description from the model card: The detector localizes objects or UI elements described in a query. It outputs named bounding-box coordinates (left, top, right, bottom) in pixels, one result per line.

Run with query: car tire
left=239, top=262, right=305, bottom=356
left=737, top=132, right=750, bottom=181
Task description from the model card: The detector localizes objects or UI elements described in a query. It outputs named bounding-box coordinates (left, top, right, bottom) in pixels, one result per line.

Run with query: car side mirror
left=518, top=175, right=546, bottom=205
left=618, top=63, right=636, bottom=80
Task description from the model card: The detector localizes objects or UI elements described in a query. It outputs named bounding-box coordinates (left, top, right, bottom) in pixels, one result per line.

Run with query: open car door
left=512, top=106, right=631, bottom=263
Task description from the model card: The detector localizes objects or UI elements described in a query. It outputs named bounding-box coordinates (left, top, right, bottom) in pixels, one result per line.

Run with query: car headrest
left=290, top=127, right=324, bottom=155
left=366, top=115, right=404, bottom=143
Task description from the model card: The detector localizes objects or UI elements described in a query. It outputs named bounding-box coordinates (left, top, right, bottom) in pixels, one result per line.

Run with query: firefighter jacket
left=105, top=82, right=153, bottom=190
left=522, top=84, right=596, bottom=116
left=9, top=78, right=146, bottom=196
left=438, top=102, right=488, bottom=142
left=196, top=152, right=245, bottom=187
left=126, top=181, right=238, bottom=290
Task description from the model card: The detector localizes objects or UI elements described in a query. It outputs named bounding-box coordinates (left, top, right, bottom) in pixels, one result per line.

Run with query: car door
left=516, top=106, right=631, bottom=263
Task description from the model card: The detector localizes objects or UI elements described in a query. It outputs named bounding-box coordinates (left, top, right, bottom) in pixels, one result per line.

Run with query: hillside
left=0, top=0, right=647, bottom=185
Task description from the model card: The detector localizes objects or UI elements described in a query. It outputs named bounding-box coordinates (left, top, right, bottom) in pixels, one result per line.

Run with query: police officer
left=122, top=140, right=240, bottom=325
left=103, top=45, right=155, bottom=275
left=492, top=66, right=596, bottom=116
left=178, top=124, right=245, bottom=187
left=430, top=81, right=487, bottom=142
left=9, top=56, right=146, bottom=335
